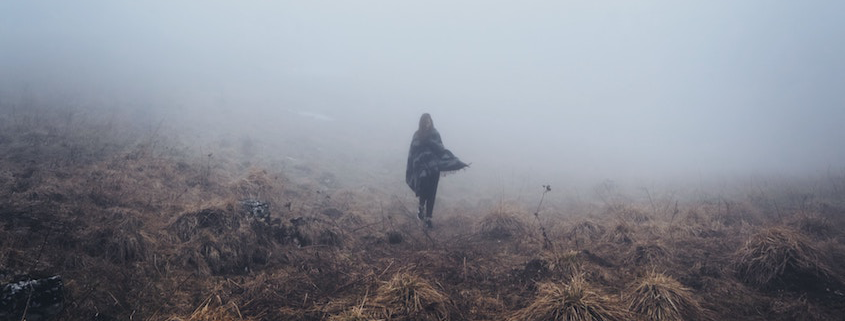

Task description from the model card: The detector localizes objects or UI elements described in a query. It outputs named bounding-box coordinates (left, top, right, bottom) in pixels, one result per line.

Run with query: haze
left=2, top=1, right=844, bottom=199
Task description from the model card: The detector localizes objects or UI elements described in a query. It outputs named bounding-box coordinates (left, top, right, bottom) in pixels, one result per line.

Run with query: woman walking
left=406, top=113, right=468, bottom=228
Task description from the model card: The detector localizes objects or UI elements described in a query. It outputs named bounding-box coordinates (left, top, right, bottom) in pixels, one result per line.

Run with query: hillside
left=2, top=106, right=844, bottom=321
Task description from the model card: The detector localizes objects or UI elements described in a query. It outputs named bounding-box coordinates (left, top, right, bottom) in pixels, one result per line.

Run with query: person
left=406, top=113, right=468, bottom=228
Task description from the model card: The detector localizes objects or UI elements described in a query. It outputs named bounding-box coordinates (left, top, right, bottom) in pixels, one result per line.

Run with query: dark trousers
left=417, top=173, right=440, bottom=219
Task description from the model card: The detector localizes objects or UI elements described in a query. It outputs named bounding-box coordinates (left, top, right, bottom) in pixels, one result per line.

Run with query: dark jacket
left=406, top=128, right=467, bottom=196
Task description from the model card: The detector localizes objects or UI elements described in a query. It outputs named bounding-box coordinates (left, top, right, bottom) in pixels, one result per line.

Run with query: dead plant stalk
left=534, top=185, right=553, bottom=250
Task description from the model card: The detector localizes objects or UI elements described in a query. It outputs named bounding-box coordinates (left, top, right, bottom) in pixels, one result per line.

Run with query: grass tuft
left=478, top=204, right=526, bottom=240
left=734, top=226, right=832, bottom=289
left=167, top=296, right=252, bottom=321
left=509, top=274, right=627, bottom=321
left=565, top=220, right=607, bottom=247
left=374, top=271, right=451, bottom=321
left=542, top=249, right=582, bottom=280
left=627, top=271, right=703, bottom=321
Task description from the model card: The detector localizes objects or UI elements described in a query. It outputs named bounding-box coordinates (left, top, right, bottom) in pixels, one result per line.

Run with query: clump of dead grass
left=170, top=207, right=240, bottom=243
left=373, top=271, right=451, bottom=321
left=88, top=226, right=151, bottom=264
left=168, top=205, right=290, bottom=275
left=565, top=220, right=607, bottom=247
left=328, top=311, right=371, bottom=321
left=607, top=204, right=651, bottom=224
left=84, top=210, right=152, bottom=264
left=195, top=232, right=253, bottom=275
left=167, top=296, right=253, bottom=321
left=457, top=289, right=505, bottom=319
left=509, top=274, right=627, bottom=321
left=478, top=204, right=527, bottom=240
left=289, top=216, right=344, bottom=247
left=177, top=227, right=273, bottom=276
left=734, top=226, right=832, bottom=288
left=624, top=242, right=669, bottom=267
left=789, top=213, right=837, bottom=240
left=542, top=249, right=582, bottom=280
left=231, top=269, right=315, bottom=318
left=606, top=221, right=635, bottom=245
left=769, top=295, right=833, bottom=321
left=328, top=304, right=372, bottom=321
left=232, top=168, right=278, bottom=200
left=680, top=219, right=727, bottom=239
left=627, top=271, right=703, bottom=321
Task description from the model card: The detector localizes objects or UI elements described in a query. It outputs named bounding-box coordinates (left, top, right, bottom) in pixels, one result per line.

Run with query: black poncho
left=405, top=128, right=468, bottom=196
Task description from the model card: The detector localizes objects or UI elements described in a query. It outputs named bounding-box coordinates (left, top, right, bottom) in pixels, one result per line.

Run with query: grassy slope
left=1, top=106, right=844, bottom=321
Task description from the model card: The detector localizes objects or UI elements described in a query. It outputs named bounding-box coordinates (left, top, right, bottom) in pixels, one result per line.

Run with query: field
left=2, top=104, right=844, bottom=321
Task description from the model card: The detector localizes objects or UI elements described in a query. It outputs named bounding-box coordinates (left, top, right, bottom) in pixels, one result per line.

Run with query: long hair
left=414, top=113, right=435, bottom=140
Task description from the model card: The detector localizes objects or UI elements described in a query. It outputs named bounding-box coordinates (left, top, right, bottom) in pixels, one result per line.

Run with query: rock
left=241, top=200, right=270, bottom=220
left=0, top=275, right=63, bottom=321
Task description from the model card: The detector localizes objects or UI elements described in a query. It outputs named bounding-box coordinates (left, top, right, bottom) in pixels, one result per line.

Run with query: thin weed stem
left=533, top=185, right=553, bottom=250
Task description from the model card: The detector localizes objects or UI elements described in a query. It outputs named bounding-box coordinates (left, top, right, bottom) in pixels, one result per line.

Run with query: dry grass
left=231, top=269, right=316, bottom=318
left=565, top=220, right=607, bottom=247
left=167, top=296, right=252, bottom=321
left=789, top=213, right=837, bottom=240
left=328, top=309, right=372, bottom=321
left=170, top=208, right=241, bottom=243
left=542, top=249, right=582, bottom=280
left=509, top=274, right=628, bottom=321
left=288, top=216, right=345, bottom=247
left=627, top=271, right=704, bottom=321
left=607, top=204, right=651, bottom=224
left=606, top=221, right=635, bottom=245
left=477, top=204, right=527, bottom=240
left=457, top=289, right=506, bottom=319
left=84, top=210, right=152, bottom=264
left=769, top=295, right=834, bottom=321
left=3, top=105, right=845, bottom=321
left=734, top=226, right=833, bottom=288
left=624, top=242, right=669, bottom=267
left=374, top=271, right=451, bottom=321
left=326, top=294, right=378, bottom=321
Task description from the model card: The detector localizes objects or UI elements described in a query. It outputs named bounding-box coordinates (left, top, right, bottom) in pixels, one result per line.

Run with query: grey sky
left=2, top=1, right=844, bottom=189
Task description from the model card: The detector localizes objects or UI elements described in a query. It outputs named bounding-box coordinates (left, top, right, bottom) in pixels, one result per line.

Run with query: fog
left=2, top=1, right=844, bottom=198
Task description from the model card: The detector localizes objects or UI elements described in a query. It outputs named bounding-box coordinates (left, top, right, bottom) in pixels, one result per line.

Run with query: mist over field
left=2, top=2, right=845, bottom=320
left=3, top=0, right=844, bottom=195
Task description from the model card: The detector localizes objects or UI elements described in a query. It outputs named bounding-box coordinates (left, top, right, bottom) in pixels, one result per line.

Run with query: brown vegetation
left=734, top=226, right=835, bottom=290
left=477, top=204, right=527, bottom=240
left=627, top=271, right=704, bottom=321
left=167, top=296, right=252, bottom=321
left=1, top=106, right=844, bottom=320
left=373, top=271, right=452, bottom=320
left=509, top=274, right=628, bottom=321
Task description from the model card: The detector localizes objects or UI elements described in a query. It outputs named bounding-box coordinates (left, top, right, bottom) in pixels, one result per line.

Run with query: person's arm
left=406, top=138, right=417, bottom=187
